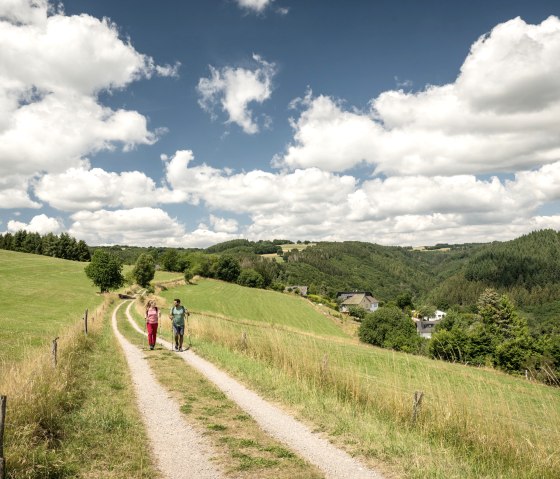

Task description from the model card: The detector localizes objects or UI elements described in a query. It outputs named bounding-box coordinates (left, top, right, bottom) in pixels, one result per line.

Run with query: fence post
left=412, top=390, right=424, bottom=425
left=84, top=309, right=88, bottom=335
left=51, top=337, right=59, bottom=368
left=240, top=331, right=248, bottom=350
left=0, top=395, right=6, bottom=479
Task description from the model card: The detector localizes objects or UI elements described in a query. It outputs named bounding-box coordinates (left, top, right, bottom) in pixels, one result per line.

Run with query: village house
left=412, top=309, right=447, bottom=338
left=337, top=291, right=379, bottom=313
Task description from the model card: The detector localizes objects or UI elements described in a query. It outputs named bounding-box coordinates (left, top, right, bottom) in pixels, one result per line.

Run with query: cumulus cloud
left=197, top=54, right=276, bottom=134
left=154, top=150, right=560, bottom=246
left=276, top=16, right=560, bottom=176
left=68, top=207, right=241, bottom=247
left=0, top=0, right=176, bottom=204
left=34, top=167, right=177, bottom=211
left=209, top=214, right=239, bottom=233
left=7, top=214, right=63, bottom=234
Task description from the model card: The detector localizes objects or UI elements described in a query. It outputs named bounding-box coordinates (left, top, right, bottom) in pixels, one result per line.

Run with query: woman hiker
left=145, top=300, right=160, bottom=350
left=169, top=298, right=188, bottom=351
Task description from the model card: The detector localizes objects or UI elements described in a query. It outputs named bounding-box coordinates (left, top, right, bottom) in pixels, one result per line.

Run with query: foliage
left=429, top=289, right=557, bottom=379
left=358, top=306, right=423, bottom=353
left=347, top=305, right=366, bottom=321
left=237, top=269, right=265, bottom=288
left=132, top=253, right=156, bottom=288
left=85, top=250, right=125, bottom=293
left=215, top=255, right=241, bottom=282
left=0, top=230, right=90, bottom=261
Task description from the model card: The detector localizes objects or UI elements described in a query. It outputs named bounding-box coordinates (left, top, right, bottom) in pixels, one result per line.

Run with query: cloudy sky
left=2, top=0, right=560, bottom=248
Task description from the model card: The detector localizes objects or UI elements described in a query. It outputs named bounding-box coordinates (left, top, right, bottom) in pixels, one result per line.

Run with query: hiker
left=145, top=300, right=160, bottom=350
left=169, top=298, right=188, bottom=351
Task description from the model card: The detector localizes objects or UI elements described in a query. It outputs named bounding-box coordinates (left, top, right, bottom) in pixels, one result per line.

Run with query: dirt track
left=116, top=300, right=385, bottom=479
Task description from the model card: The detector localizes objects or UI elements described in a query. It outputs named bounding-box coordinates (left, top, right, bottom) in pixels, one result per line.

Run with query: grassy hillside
left=0, top=251, right=157, bottom=478
left=0, top=249, right=103, bottom=365
left=159, top=278, right=348, bottom=338
left=155, top=279, right=560, bottom=478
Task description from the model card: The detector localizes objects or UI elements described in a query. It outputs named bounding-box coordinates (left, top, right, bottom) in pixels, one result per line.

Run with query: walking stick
left=186, top=312, right=192, bottom=349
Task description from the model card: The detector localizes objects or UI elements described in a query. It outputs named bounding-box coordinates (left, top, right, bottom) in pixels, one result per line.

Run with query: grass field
left=154, top=281, right=560, bottom=479
left=158, top=278, right=348, bottom=339
left=0, top=249, right=103, bottom=366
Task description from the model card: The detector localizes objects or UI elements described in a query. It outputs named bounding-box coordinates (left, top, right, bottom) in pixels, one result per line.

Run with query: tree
left=237, top=269, right=264, bottom=288
left=215, top=255, right=241, bottom=282
left=85, top=250, right=125, bottom=293
left=358, top=306, right=421, bottom=353
left=132, top=253, right=156, bottom=288
left=160, top=249, right=180, bottom=272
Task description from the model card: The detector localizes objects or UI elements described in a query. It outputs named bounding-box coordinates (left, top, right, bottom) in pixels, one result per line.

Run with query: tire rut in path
left=124, top=301, right=386, bottom=479
left=112, top=301, right=225, bottom=479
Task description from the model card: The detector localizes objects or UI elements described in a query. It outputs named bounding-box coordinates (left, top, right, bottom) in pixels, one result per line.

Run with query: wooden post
left=84, top=309, right=88, bottom=335
left=412, top=391, right=424, bottom=424
left=240, top=331, right=248, bottom=350
left=0, top=395, right=6, bottom=479
left=51, top=337, right=59, bottom=368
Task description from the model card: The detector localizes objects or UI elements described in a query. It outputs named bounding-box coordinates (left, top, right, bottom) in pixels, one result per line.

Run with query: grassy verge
left=120, top=301, right=324, bottom=478
left=137, top=293, right=559, bottom=479
left=1, top=298, right=158, bottom=479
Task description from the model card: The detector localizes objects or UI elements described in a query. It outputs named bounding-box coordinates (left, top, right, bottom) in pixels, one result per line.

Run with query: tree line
left=0, top=230, right=90, bottom=261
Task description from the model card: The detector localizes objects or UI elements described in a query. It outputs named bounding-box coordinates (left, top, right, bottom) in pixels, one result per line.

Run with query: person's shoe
left=174, top=345, right=179, bottom=351
left=149, top=345, right=154, bottom=350
left=179, top=348, right=183, bottom=352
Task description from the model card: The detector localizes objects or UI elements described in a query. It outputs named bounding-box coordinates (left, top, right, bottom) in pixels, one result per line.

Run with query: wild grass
left=120, top=301, right=323, bottom=478
left=0, top=298, right=159, bottom=478
left=158, top=278, right=348, bottom=338
left=0, top=249, right=103, bottom=367
left=153, top=282, right=560, bottom=479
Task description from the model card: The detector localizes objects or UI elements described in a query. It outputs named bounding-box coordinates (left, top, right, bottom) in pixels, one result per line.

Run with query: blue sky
left=2, top=0, right=560, bottom=247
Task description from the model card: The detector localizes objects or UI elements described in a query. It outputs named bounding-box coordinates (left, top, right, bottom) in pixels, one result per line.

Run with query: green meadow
left=159, top=278, right=348, bottom=338
left=0, top=249, right=103, bottom=366
left=153, top=280, right=560, bottom=479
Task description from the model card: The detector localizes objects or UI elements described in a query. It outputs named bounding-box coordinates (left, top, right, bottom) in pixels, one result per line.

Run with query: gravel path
left=112, top=301, right=225, bottom=479
left=123, top=301, right=386, bottom=479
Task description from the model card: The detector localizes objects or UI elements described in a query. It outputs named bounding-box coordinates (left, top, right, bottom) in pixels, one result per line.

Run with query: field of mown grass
left=0, top=249, right=103, bottom=366
left=153, top=281, right=560, bottom=479
left=158, top=278, right=348, bottom=338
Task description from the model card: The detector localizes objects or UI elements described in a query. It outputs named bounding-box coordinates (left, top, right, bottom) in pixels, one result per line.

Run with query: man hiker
left=169, top=298, right=188, bottom=351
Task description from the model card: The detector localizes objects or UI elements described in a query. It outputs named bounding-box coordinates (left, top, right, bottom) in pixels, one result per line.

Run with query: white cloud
left=154, top=150, right=560, bottom=247
left=209, top=214, right=239, bottom=233
left=7, top=214, right=63, bottom=234
left=34, top=167, right=175, bottom=211
left=0, top=0, right=175, bottom=203
left=67, top=207, right=241, bottom=247
left=235, top=0, right=274, bottom=13
left=197, top=54, right=276, bottom=134
left=276, top=16, right=560, bottom=176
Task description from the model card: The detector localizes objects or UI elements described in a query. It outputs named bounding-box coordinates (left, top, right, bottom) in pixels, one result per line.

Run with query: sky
left=2, top=0, right=560, bottom=248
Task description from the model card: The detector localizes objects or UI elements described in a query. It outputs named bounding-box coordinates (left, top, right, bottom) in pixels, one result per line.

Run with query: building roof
left=341, top=293, right=378, bottom=305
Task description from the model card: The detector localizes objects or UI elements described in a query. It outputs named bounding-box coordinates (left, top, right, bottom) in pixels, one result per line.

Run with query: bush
left=237, top=269, right=264, bottom=288
left=358, top=306, right=421, bottom=353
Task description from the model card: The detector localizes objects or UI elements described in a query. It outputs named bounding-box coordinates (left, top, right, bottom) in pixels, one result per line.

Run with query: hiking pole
left=186, top=312, right=192, bottom=349
left=170, top=320, right=174, bottom=351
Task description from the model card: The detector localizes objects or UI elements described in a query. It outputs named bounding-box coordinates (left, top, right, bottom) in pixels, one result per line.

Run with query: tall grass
left=0, top=296, right=158, bottom=478
left=188, top=314, right=560, bottom=477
